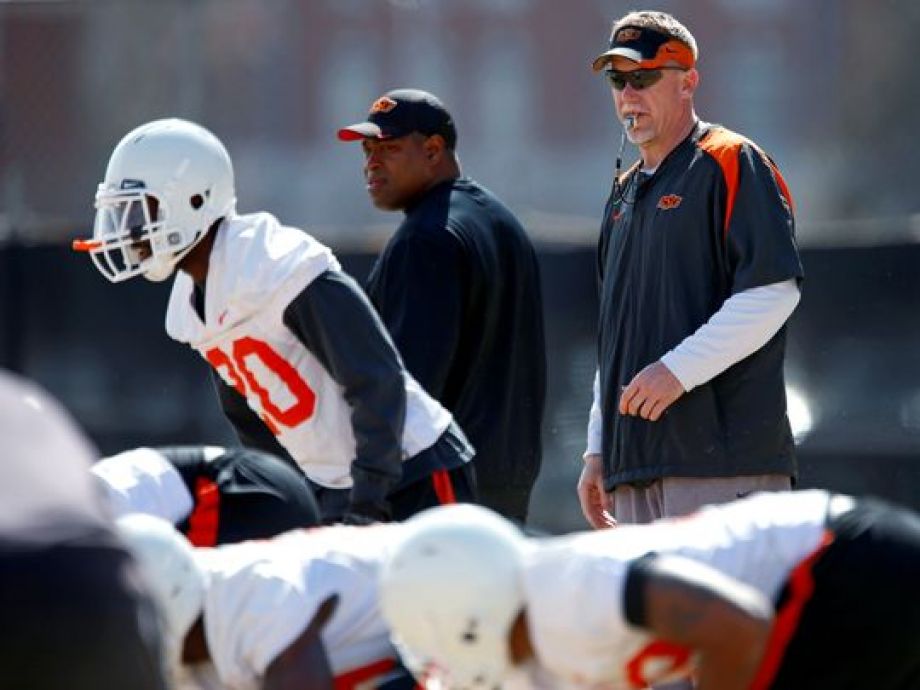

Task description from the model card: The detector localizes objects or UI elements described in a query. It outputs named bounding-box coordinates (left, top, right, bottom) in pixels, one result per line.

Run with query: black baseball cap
left=591, top=25, right=695, bottom=72
left=337, top=89, right=457, bottom=150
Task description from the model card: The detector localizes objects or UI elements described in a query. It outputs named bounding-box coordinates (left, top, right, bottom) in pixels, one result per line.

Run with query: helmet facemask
left=90, top=185, right=208, bottom=283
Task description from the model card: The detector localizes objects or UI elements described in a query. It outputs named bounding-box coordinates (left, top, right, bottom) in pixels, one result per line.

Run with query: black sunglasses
left=604, top=67, right=686, bottom=91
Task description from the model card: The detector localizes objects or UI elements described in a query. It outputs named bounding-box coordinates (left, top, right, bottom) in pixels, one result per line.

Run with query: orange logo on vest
left=657, top=194, right=683, bottom=210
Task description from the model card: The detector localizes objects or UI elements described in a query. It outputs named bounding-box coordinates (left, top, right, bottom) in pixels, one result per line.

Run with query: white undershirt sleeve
left=584, top=369, right=604, bottom=458
left=660, top=279, right=800, bottom=392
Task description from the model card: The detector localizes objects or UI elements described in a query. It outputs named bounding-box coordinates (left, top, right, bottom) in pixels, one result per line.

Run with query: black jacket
left=366, top=177, right=546, bottom=491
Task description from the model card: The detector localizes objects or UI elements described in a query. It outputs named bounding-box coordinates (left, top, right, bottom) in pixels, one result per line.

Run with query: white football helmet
left=115, top=513, right=206, bottom=666
left=75, top=118, right=236, bottom=282
left=379, top=504, right=529, bottom=690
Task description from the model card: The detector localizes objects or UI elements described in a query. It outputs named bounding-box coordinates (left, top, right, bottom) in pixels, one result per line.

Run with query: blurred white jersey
left=180, top=524, right=402, bottom=690
left=92, top=447, right=197, bottom=522
left=522, top=490, right=834, bottom=690
left=165, top=213, right=451, bottom=489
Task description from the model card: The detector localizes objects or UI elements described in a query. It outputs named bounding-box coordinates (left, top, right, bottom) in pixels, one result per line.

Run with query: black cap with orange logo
left=337, top=89, right=457, bottom=150
left=591, top=25, right=696, bottom=72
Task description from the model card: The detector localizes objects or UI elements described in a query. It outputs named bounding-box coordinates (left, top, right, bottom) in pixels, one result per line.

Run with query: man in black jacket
left=338, top=90, right=546, bottom=522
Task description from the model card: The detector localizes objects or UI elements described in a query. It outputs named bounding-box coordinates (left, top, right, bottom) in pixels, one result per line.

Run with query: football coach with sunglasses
left=578, top=11, right=804, bottom=533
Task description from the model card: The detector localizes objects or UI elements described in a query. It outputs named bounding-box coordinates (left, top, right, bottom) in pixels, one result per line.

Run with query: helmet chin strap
left=145, top=198, right=237, bottom=282
left=142, top=221, right=214, bottom=282
left=143, top=255, right=180, bottom=282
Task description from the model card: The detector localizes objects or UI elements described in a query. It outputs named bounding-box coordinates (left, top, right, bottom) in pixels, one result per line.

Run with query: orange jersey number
left=206, top=337, right=316, bottom=434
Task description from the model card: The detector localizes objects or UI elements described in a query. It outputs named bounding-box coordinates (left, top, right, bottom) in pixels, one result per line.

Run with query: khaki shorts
left=612, top=474, right=792, bottom=524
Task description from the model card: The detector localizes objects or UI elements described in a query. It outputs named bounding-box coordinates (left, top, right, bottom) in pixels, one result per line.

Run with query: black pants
left=171, top=447, right=322, bottom=545
left=388, top=463, right=477, bottom=521
left=767, top=497, right=920, bottom=689
left=312, top=420, right=477, bottom=522
left=313, top=462, right=477, bottom=523
left=0, top=539, right=167, bottom=690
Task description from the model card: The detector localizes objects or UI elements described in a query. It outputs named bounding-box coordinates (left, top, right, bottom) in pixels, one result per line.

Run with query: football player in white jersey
left=75, top=118, right=476, bottom=524
left=93, top=446, right=321, bottom=545
left=116, top=513, right=415, bottom=690
left=380, top=494, right=920, bottom=690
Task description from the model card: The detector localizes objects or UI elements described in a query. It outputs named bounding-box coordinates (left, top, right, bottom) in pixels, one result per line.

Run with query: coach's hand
left=577, top=454, right=616, bottom=530
left=619, top=361, right=685, bottom=421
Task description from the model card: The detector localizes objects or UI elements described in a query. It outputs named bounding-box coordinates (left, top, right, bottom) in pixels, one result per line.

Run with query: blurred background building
left=2, top=0, right=919, bottom=531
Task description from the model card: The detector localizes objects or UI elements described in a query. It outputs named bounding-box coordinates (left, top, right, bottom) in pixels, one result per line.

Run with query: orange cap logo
left=370, top=97, right=397, bottom=114
left=657, top=194, right=683, bottom=210
left=615, top=27, right=642, bottom=43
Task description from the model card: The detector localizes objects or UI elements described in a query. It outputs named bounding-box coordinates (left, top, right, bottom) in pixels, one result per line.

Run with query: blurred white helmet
left=0, top=369, right=107, bottom=524
left=75, top=118, right=236, bottom=282
left=379, top=504, right=529, bottom=690
left=116, top=513, right=206, bottom=664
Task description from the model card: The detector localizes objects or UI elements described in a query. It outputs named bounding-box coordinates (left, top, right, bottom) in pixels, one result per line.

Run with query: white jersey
left=522, top=490, right=834, bottom=690
left=179, top=524, right=402, bottom=690
left=165, top=213, right=451, bottom=489
left=91, top=447, right=204, bottom=523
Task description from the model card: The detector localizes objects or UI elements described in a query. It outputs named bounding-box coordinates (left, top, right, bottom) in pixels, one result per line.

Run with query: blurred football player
left=92, top=445, right=321, bottom=544
left=116, top=513, right=415, bottom=690
left=0, top=370, right=167, bottom=689
left=380, top=493, right=920, bottom=690
left=75, top=118, right=476, bottom=524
